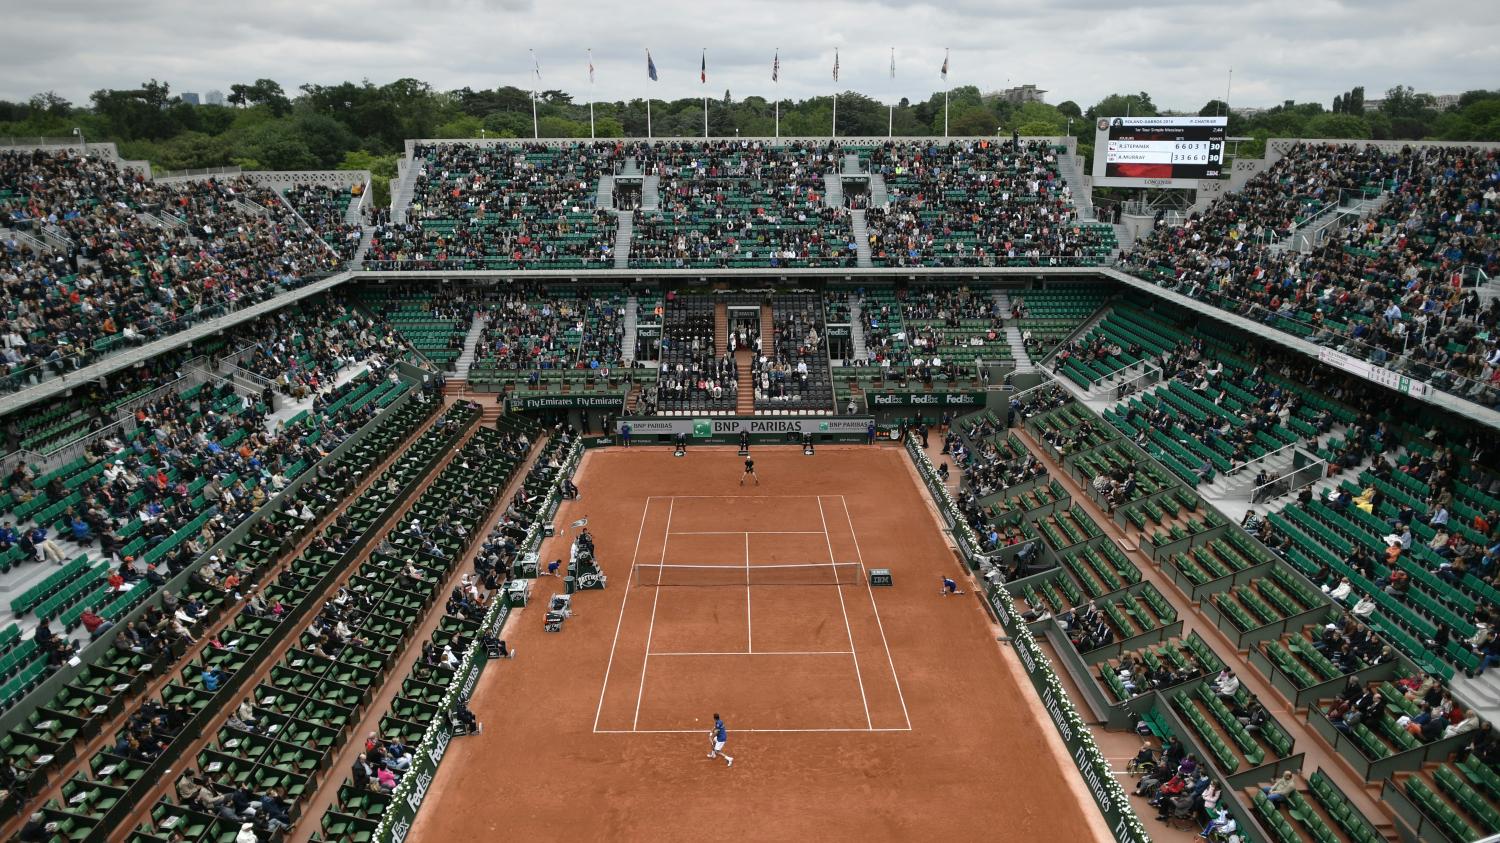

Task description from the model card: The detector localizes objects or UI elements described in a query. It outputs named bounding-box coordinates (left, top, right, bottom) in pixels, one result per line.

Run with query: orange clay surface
left=407, top=445, right=1099, bottom=842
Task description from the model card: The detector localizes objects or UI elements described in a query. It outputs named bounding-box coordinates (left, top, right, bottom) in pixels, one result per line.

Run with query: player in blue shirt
left=706, top=713, right=734, bottom=767
left=940, top=576, right=964, bottom=596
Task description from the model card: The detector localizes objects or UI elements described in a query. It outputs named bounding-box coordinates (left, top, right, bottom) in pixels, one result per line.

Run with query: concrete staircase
left=714, top=302, right=729, bottom=356
left=735, top=348, right=754, bottom=414
left=596, top=174, right=615, bottom=210
left=613, top=213, right=632, bottom=269
left=453, top=314, right=488, bottom=379
left=995, top=291, right=1036, bottom=374
left=849, top=297, right=868, bottom=362
left=622, top=296, right=639, bottom=364
left=1112, top=222, right=1135, bottom=260
left=869, top=174, right=889, bottom=208
left=641, top=174, right=661, bottom=211
left=850, top=209, right=872, bottom=268
left=618, top=156, right=641, bottom=177
left=842, top=153, right=862, bottom=175
left=1054, top=153, right=1093, bottom=220
left=391, top=157, right=423, bottom=224
left=351, top=227, right=374, bottom=268
left=823, top=172, right=844, bottom=209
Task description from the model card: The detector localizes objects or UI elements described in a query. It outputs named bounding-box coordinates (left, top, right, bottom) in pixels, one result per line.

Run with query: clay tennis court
left=408, top=445, right=1105, bottom=842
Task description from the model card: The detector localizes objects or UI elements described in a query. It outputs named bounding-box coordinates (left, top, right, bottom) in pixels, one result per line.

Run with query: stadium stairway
left=736, top=348, right=754, bottom=415
left=851, top=209, right=872, bottom=268
left=714, top=302, right=729, bottom=356
left=869, top=173, right=888, bottom=207
left=618, top=155, right=640, bottom=177
left=995, top=291, right=1036, bottom=374
left=596, top=173, right=615, bottom=210
left=622, top=296, right=639, bottom=365
left=849, top=296, right=868, bottom=362
left=641, top=174, right=660, bottom=211
left=453, top=314, right=488, bottom=379
left=391, top=157, right=422, bottom=224
left=613, top=212, right=631, bottom=269
left=842, top=153, right=861, bottom=175
left=823, top=172, right=844, bottom=209
left=1055, top=153, right=1093, bottom=221
left=760, top=303, right=774, bottom=356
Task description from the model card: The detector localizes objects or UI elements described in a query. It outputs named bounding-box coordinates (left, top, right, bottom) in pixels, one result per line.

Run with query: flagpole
left=588, top=48, right=596, bottom=139
left=833, top=93, right=838, bottom=140
left=775, top=100, right=780, bottom=140
left=704, top=95, right=708, bottom=139
left=889, top=47, right=895, bottom=139
left=942, top=48, right=950, bottom=139
left=647, top=100, right=652, bottom=139
left=702, top=48, right=708, bottom=139
left=530, top=49, right=540, bottom=139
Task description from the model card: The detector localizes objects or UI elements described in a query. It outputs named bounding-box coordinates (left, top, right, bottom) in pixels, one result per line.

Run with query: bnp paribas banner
left=618, top=417, right=872, bottom=437
left=867, top=391, right=987, bottom=407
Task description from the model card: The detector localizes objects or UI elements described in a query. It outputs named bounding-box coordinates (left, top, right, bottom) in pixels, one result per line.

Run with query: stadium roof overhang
left=4, top=267, right=1497, bottom=432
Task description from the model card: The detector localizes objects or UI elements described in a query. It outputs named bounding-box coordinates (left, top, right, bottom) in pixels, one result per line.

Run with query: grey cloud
left=0, top=0, right=1494, bottom=111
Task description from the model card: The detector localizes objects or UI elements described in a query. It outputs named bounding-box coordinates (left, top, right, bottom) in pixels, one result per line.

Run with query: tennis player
left=940, top=576, right=965, bottom=596
left=740, top=457, right=759, bottom=486
left=707, top=713, right=734, bottom=767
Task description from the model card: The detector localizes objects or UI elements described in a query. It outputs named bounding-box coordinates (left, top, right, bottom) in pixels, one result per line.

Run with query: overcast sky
left=3, top=0, right=1496, bottom=111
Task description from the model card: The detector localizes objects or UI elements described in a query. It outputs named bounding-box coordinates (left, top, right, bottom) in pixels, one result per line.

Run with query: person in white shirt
left=1327, top=577, right=1353, bottom=602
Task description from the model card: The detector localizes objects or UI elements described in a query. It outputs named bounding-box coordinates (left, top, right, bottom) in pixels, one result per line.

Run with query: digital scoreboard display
left=1091, top=116, right=1227, bottom=189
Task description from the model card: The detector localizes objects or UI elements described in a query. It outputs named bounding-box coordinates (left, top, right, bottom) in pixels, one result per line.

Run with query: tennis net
left=633, top=562, right=865, bottom=587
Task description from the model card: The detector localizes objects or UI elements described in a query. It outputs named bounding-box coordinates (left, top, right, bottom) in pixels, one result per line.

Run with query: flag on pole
left=772, top=50, right=779, bottom=83
left=647, top=49, right=658, bottom=81
left=940, top=48, right=949, bottom=80
left=531, top=49, right=542, bottom=82
left=700, top=49, right=707, bottom=84
left=890, top=47, right=896, bottom=79
left=833, top=49, right=840, bottom=82
left=588, top=49, right=595, bottom=84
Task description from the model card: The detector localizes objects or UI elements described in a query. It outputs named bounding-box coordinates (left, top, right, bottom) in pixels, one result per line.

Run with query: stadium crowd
left=1122, top=142, right=1500, bottom=406
left=0, top=149, right=346, bottom=393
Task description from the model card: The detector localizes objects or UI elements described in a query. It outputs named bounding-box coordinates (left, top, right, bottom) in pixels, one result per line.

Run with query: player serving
left=707, top=713, right=734, bottom=767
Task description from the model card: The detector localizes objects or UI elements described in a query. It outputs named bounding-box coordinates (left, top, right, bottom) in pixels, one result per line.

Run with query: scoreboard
left=1091, top=116, right=1227, bottom=189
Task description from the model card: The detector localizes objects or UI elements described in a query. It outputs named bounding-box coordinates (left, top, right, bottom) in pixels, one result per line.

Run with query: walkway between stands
left=2, top=398, right=443, bottom=843
left=106, top=406, right=489, bottom=841
left=1006, top=426, right=1394, bottom=834
left=287, top=413, right=549, bottom=842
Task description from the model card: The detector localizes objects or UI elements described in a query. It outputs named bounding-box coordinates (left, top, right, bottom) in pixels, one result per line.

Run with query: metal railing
left=1250, top=456, right=1325, bottom=503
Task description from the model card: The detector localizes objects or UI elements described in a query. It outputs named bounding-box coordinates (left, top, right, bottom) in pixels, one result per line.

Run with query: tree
left=1199, top=100, right=1229, bottom=117
left=1303, top=113, right=1371, bottom=139
left=1381, top=85, right=1434, bottom=120
left=1348, top=86, right=1365, bottom=116
left=1055, top=100, right=1082, bottom=119
left=1331, top=94, right=1343, bottom=114
left=28, top=91, right=71, bottom=116
left=1086, top=92, right=1157, bottom=120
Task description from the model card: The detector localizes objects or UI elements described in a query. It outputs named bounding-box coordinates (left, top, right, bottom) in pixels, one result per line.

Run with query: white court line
left=645, top=494, right=821, bottom=499
left=631, top=498, right=674, bottom=731
left=647, top=651, right=854, bottom=657
left=598, top=727, right=914, bottom=734
left=744, top=532, right=753, bottom=654
left=840, top=495, right=913, bottom=730
left=671, top=530, right=826, bottom=534
left=592, top=497, right=653, bottom=733
left=818, top=495, right=872, bottom=730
